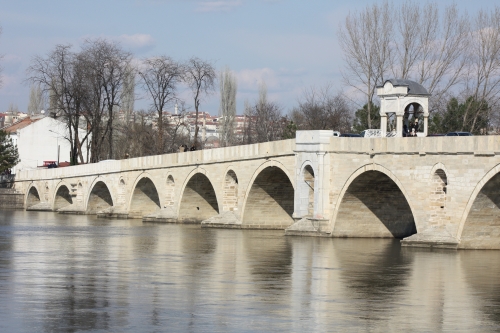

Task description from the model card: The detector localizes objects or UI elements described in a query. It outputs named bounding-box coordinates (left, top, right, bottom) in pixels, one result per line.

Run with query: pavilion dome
left=380, top=79, right=430, bottom=96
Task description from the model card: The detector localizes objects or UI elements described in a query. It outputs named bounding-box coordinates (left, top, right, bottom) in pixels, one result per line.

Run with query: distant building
left=3, top=110, right=28, bottom=128
left=122, top=108, right=252, bottom=149
left=2, top=114, right=88, bottom=173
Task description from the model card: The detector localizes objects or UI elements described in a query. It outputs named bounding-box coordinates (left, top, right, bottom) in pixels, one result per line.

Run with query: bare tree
left=79, top=38, right=132, bottom=161
left=77, top=47, right=107, bottom=163
left=461, top=7, right=500, bottom=132
left=338, top=1, right=392, bottom=129
left=121, top=63, right=135, bottom=122
left=391, top=1, right=423, bottom=80
left=6, top=103, right=19, bottom=114
left=183, top=57, right=216, bottom=148
left=27, top=44, right=87, bottom=165
left=165, top=101, right=191, bottom=152
left=292, top=85, right=353, bottom=133
left=117, top=109, right=157, bottom=158
left=27, top=84, right=46, bottom=116
left=247, top=83, right=284, bottom=143
left=218, top=67, right=237, bottom=147
left=138, top=56, right=183, bottom=154
left=339, top=2, right=471, bottom=128
left=390, top=2, right=472, bottom=127
left=241, top=99, right=254, bottom=145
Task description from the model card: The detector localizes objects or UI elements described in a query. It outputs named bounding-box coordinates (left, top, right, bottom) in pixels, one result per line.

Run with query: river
left=0, top=210, right=499, bottom=332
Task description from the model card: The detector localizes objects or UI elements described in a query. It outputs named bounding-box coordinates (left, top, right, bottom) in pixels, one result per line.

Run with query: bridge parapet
left=16, top=139, right=295, bottom=182
left=328, top=135, right=500, bottom=155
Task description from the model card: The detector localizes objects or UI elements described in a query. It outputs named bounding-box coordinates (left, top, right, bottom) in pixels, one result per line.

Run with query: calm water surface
left=1, top=210, right=500, bottom=332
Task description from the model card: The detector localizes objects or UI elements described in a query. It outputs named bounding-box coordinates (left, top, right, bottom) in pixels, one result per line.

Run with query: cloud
left=237, top=68, right=278, bottom=90
left=115, top=34, right=156, bottom=53
left=236, top=67, right=308, bottom=92
left=1, top=54, right=23, bottom=74
left=78, top=33, right=156, bottom=53
left=195, top=1, right=243, bottom=12
left=1, top=74, right=19, bottom=90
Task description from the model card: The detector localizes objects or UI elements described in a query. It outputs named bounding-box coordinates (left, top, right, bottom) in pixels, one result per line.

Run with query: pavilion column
left=380, top=115, right=387, bottom=137
left=424, top=115, right=428, bottom=137
left=396, top=115, right=403, bottom=137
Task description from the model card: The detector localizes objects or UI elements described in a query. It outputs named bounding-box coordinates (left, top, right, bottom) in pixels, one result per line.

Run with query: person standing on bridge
left=403, top=124, right=409, bottom=137
left=410, top=119, right=419, bottom=137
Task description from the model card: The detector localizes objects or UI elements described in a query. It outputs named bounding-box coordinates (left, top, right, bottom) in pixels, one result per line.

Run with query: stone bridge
left=13, top=131, right=500, bottom=250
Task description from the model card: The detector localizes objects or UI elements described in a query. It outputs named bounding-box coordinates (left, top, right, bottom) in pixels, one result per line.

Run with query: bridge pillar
left=286, top=131, right=333, bottom=236
left=314, top=152, right=326, bottom=219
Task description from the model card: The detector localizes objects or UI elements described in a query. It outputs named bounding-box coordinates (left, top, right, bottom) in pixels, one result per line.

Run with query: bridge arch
left=457, top=164, right=500, bottom=249
left=241, top=160, right=295, bottom=229
left=53, top=182, right=73, bottom=211
left=330, top=164, right=417, bottom=239
left=86, top=179, right=114, bottom=214
left=222, top=169, right=238, bottom=212
left=128, top=173, right=161, bottom=218
left=26, top=184, right=41, bottom=208
left=177, top=168, right=219, bottom=223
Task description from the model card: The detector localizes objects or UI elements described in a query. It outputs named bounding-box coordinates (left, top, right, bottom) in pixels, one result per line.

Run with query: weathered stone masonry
left=10, top=132, right=500, bottom=250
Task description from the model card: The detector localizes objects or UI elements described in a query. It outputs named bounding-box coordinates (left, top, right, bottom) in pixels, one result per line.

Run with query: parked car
left=340, top=133, right=362, bottom=137
left=332, top=131, right=341, bottom=137
left=445, top=132, right=473, bottom=136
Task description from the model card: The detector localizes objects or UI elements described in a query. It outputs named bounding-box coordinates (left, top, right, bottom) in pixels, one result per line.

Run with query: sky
left=0, top=0, right=497, bottom=116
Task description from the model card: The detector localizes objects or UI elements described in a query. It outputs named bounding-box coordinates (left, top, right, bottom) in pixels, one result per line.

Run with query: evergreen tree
left=218, top=67, right=237, bottom=147
left=352, top=103, right=380, bottom=132
left=0, top=130, right=19, bottom=173
left=433, top=97, right=489, bottom=134
left=282, top=119, right=297, bottom=139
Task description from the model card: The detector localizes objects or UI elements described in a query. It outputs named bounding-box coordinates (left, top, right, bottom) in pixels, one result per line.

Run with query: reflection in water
left=1, top=211, right=500, bottom=332
left=244, top=231, right=293, bottom=291
left=460, top=251, right=500, bottom=327
left=335, top=238, right=413, bottom=298
left=335, top=238, right=413, bottom=329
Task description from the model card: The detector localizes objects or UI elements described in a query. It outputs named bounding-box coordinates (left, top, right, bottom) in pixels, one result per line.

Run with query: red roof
left=2, top=117, right=41, bottom=133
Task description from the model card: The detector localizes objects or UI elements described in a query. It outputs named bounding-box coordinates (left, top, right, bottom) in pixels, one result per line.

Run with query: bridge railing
left=329, top=135, right=500, bottom=155
left=15, top=139, right=296, bottom=181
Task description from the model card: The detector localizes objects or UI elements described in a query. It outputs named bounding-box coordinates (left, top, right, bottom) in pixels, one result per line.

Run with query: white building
left=3, top=116, right=88, bottom=173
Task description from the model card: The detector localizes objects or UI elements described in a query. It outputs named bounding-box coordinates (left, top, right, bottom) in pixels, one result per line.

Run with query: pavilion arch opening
left=87, top=181, right=113, bottom=214
left=178, top=173, right=219, bottom=223
left=459, top=173, right=500, bottom=249
left=404, top=103, right=424, bottom=136
left=333, top=170, right=416, bottom=239
left=129, top=177, right=161, bottom=218
left=26, top=186, right=41, bottom=208
left=165, top=175, right=175, bottom=208
left=243, top=166, right=294, bottom=229
left=54, top=185, right=73, bottom=210
left=223, top=170, right=238, bottom=212
left=428, top=169, right=447, bottom=227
